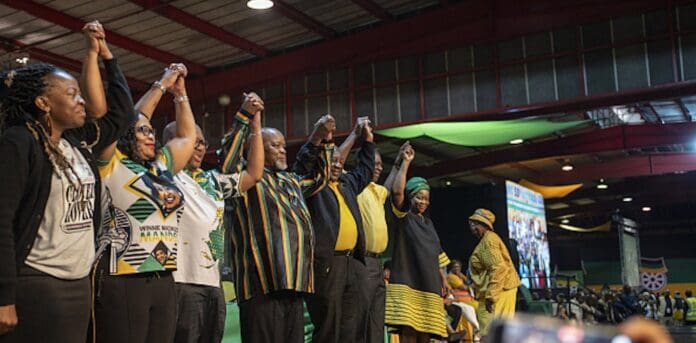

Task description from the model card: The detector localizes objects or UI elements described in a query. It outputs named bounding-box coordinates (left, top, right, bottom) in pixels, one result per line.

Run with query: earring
left=44, top=111, right=53, bottom=136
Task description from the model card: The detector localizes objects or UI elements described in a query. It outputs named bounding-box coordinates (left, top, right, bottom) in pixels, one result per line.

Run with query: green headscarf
left=405, top=176, right=430, bottom=197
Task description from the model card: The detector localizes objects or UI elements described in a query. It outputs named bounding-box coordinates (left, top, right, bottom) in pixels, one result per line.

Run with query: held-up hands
left=82, top=20, right=112, bottom=59
left=395, top=141, right=415, bottom=167
left=159, top=63, right=188, bottom=97
left=310, top=114, right=336, bottom=145
left=241, top=92, right=264, bottom=131
left=241, top=92, right=265, bottom=116
left=352, top=116, right=374, bottom=142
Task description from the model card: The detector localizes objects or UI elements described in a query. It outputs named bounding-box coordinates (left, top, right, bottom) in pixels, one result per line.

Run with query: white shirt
left=26, top=139, right=96, bottom=279
left=173, top=169, right=240, bottom=287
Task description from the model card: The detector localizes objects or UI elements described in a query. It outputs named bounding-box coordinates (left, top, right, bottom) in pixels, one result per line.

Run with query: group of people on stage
left=0, top=19, right=522, bottom=343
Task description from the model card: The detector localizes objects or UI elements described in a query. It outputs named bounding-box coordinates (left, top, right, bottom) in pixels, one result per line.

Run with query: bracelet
left=152, top=81, right=167, bottom=94
left=173, top=95, right=189, bottom=104
left=238, top=108, right=254, bottom=118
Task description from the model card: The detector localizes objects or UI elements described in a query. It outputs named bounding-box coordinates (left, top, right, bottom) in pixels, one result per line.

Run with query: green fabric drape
left=376, top=119, right=589, bottom=146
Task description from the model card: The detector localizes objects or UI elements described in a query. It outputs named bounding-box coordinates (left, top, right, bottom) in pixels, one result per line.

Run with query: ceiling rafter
left=411, top=121, right=696, bottom=179
left=272, top=0, right=337, bottom=39
left=675, top=98, right=692, bottom=122
left=351, top=0, right=394, bottom=22
left=0, top=36, right=149, bottom=92
left=129, top=0, right=269, bottom=57
left=0, top=0, right=207, bottom=74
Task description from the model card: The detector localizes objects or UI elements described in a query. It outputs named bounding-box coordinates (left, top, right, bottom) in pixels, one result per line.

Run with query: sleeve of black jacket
left=69, top=58, right=135, bottom=153
left=0, top=129, right=31, bottom=306
left=342, top=141, right=375, bottom=195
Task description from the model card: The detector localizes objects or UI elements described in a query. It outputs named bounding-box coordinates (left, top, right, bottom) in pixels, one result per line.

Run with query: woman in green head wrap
left=383, top=142, right=452, bottom=342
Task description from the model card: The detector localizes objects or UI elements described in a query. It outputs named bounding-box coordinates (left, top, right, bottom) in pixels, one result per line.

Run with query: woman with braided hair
left=0, top=21, right=133, bottom=342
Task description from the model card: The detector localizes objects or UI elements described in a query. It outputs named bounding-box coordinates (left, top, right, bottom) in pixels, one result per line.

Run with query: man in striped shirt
left=221, top=114, right=335, bottom=343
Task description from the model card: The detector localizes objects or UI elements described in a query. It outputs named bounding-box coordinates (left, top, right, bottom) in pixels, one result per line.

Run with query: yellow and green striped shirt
left=221, top=112, right=333, bottom=301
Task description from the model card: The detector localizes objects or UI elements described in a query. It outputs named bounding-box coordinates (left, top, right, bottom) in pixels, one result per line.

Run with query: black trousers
left=93, top=262, right=177, bottom=343
left=238, top=290, right=304, bottom=343
left=361, top=256, right=386, bottom=343
left=306, top=254, right=368, bottom=343
left=0, top=266, right=90, bottom=343
left=174, top=283, right=226, bottom=343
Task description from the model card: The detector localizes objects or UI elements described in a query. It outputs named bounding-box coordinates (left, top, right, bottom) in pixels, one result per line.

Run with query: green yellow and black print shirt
left=220, top=112, right=333, bottom=301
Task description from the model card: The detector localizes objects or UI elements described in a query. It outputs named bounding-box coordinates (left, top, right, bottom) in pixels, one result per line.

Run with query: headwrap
left=405, top=176, right=430, bottom=197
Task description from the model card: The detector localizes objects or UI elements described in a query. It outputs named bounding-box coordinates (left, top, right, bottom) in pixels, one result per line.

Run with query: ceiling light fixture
left=509, top=138, right=524, bottom=145
left=445, top=180, right=452, bottom=186
left=561, top=219, right=570, bottom=224
left=561, top=163, right=574, bottom=172
left=596, top=179, right=608, bottom=190
left=642, top=206, right=651, bottom=212
left=622, top=197, right=633, bottom=202
left=247, top=0, right=274, bottom=9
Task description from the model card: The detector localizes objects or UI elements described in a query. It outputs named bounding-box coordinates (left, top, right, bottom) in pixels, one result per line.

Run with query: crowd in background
left=526, top=285, right=696, bottom=327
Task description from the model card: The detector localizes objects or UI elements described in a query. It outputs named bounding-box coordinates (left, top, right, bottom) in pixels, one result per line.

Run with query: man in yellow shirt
left=356, top=150, right=389, bottom=343
left=301, top=118, right=375, bottom=343
left=468, top=208, right=521, bottom=337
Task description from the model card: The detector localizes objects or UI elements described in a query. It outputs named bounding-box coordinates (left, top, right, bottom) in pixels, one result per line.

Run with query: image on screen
left=506, top=181, right=551, bottom=289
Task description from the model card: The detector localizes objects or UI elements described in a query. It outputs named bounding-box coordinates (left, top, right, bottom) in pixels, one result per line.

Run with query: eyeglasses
left=195, top=139, right=209, bottom=149
left=135, top=125, right=156, bottom=137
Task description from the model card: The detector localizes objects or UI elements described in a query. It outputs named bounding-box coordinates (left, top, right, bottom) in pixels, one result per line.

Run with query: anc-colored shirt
left=221, top=111, right=333, bottom=301
left=99, top=147, right=184, bottom=275
left=329, top=181, right=358, bottom=251
left=357, top=182, right=389, bottom=254
left=469, top=230, right=521, bottom=302
left=172, top=168, right=240, bottom=287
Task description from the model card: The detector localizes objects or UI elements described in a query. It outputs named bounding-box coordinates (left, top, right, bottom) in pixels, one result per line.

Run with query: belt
left=365, top=252, right=381, bottom=258
left=334, top=249, right=354, bottom=257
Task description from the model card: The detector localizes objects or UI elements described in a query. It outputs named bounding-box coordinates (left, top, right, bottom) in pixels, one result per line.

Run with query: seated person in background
left=446, top=260, right=480, bottom=341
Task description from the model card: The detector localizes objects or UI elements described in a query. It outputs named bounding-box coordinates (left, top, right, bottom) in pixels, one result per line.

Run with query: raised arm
left=342, top=119, right=375, bottom=195
left=163, top=64, right=196, bottom=174
left=80, top=20, right=107, bottom=119
left=293, top=115, right=336, bottom=197
left=383, top=141, right=407, bottom=192
left=219, top=92, right=265, bottom=193
left=390, top=141, right=414, bottom=209
left=336, top=116, right=368, bottom=166
left=70, top=22, right=135, bottom=160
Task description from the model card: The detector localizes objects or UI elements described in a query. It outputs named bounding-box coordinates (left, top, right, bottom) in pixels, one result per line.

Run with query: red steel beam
left=351, top=0, right=393, bottom=22
left=184, top=0, right=673, bottom=107
left=410, top=121, right=696, bottom=178
left=129, top=0, right=268, bottom=57
left=0, top=36, right=149, bottom=92
left=1, top=0, right=207, bottom=74
left=273, top=0, right=336, bottom=39
left=530, top=153, right=696, bottom=185
left=186, top=0, right=490, bottom=101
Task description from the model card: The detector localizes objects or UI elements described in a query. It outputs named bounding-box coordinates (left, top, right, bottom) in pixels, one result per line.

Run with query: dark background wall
left=427, top=185, right=696, bottom=271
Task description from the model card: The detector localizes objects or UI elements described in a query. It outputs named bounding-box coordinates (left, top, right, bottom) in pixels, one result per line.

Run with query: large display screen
left=506, top=181, right=551, bottom=289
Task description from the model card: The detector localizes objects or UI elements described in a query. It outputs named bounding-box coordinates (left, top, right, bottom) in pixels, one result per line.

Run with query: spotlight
left=509, top=138, right=524, bottom=145
left=561, top=163, right=574, bottom=172
left=218, top=94, right=231, bottom=106
left=642, top=207, right=651, bottom=212
left=247, top=0, right=273, bottom=9
left=15, top=57, right=29, bottom=65
left=561, top=219, right=570, bottom=224
left=622, top=197, right=633, bottom=202
left=445, top=180, right=452, bottom=186
left=596, top=179, right=608, bottom=190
